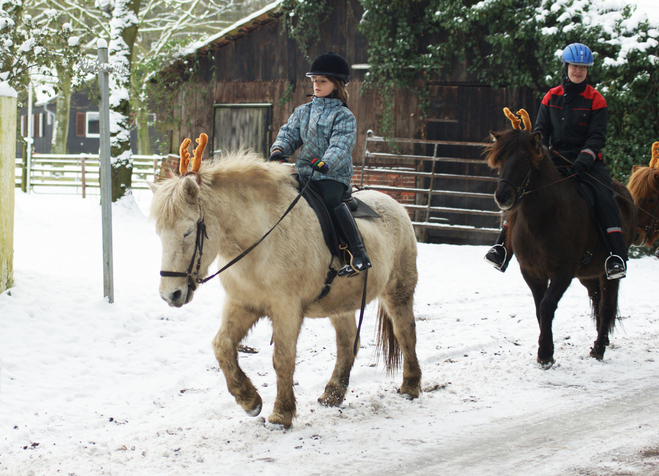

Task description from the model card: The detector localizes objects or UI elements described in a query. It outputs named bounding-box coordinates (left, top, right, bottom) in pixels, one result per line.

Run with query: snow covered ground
left=1, top=189, right=658, bottom=475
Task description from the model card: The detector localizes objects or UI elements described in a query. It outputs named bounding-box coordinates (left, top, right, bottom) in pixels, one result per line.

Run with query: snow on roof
left=181, top=0, right=285, bottom=58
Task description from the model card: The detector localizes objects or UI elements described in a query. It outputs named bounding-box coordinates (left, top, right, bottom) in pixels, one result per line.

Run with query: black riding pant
left=557, top=160, right=628, bottom=261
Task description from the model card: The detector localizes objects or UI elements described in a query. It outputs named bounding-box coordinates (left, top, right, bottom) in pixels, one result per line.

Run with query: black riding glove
left=570, top=160, right=588, bottom=177
left=570, top=152, right=593, bottom=177
left=269, top=150, right=286, bottom=162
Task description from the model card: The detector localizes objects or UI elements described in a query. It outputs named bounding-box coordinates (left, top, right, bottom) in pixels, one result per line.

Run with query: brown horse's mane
left=150, top=150, right=297, bottom=226
left=627, top=166, right=659, bottom=204
left=485, top=129, right=545, bottom=169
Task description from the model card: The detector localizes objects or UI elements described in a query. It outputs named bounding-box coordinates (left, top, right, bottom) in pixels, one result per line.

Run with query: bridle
left=159, top=205, right=208, bottom=292
left=497, top=162, right=533, bottom=206
left=159, top=169, right=316, bottom=292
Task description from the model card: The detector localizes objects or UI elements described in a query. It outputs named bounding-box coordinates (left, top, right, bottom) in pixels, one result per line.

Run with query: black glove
left=311, top=158, right=329, bottom=174
left=269, top=150, right=286, bottom=162
left=570, top=160, right=588, bottom=177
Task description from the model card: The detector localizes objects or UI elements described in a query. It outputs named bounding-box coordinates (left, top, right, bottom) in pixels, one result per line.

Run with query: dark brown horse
left=485, top=128, right=636, bottom=367
left=627, top=142, right=659, bottom=248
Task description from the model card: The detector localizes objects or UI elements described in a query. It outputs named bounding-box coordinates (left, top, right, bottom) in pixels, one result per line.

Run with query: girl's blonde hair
left=329, top=77, right=349, bottom=104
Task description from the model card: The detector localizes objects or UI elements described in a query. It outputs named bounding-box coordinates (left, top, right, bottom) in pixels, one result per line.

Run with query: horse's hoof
left=537, top=357, right=555, bottom=369
left=267, top=411, right=293, bottom=430
left=318, top=384, right=347, bottom=407
left=399, top=384, right=421, bottom=400
left=240, top=393, right=263, bottom=417
left=264, top=421, right=286, bottom=431
left=589, top=347, right=605, bottom=361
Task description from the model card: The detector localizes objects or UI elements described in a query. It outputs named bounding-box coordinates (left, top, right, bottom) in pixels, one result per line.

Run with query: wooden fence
left=356, top=131, right=502, bottom=245
left=14, top=154, right=163, bottom=197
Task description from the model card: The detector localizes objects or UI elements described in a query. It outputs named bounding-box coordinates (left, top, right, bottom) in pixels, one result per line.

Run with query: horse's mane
left=150, top=150, right=297, bottom=226
left=485, top=129, right=545, bottom=169
left=627, top=166, right=659, bottom=204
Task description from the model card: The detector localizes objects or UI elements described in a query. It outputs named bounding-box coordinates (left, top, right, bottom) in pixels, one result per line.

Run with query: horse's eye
left=650, top=198, right=657, bottom=204
left=183, top=227, right=194, bottom=238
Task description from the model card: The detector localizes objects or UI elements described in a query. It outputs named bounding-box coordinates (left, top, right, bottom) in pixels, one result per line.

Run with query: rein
left=160, top=170, right=316, bottom=288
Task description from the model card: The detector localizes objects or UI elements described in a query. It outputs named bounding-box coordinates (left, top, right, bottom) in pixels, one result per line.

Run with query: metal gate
left=358, top=131, right=502, bottom=245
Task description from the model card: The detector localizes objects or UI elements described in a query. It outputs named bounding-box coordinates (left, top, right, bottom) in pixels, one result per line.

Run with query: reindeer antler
left=650, top=141, right=659, bottom=168
left=178, top=133, right=208, bottom=175
left=504, top=107, right=521, bottom=130
left=179, top=138, right=192, bottom=175
left=191, top=133, right=208, bottom=173
left=517, top=109, right=532, bottom=131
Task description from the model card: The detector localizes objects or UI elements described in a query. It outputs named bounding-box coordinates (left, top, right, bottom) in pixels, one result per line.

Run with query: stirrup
left=338, top=247, right=371, bottom=277
left=605, top=254, right=626, bottom=280
left=484, top=243, right=509, bottom=272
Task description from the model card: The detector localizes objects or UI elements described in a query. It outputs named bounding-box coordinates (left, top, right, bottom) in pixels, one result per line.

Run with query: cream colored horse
left=149, top=150, right=421, bottom=429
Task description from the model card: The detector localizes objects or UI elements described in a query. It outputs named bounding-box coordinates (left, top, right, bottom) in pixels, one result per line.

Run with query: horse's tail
left=375, top=304, right=401, bottom=374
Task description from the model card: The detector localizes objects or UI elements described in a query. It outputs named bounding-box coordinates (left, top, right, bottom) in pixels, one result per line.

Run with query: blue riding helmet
left=561, top=43, right=594, bottom=66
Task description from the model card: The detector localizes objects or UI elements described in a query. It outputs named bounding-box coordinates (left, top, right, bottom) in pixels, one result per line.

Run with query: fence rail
left=359, top=131, right=501, bottom=244
left=14, top=153, right=163, bottom=196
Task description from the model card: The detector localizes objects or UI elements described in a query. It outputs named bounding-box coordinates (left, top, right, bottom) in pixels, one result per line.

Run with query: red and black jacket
left=533, top=81, right=607, bottom=170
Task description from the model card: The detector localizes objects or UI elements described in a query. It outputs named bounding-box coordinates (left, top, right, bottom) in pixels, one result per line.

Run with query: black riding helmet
left=306, top=52, right=350, bottom=85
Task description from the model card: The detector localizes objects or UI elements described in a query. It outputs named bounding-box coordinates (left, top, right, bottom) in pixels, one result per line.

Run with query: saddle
left=297, top=176, right=380, bottom=259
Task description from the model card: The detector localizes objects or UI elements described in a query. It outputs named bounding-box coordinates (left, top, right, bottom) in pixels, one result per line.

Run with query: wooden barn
left=162, top=0, right=540, bottom=245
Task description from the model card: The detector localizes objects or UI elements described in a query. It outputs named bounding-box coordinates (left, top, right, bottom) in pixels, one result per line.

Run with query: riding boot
left=333, top=202, right=372, bottom=277
left=605, top=231, right=628, bottom=280
left=484, top=224, right=513, bottom=272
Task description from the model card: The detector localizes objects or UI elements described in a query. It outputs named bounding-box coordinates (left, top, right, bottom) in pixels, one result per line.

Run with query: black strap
left=353, top=269, right=369, bottom=355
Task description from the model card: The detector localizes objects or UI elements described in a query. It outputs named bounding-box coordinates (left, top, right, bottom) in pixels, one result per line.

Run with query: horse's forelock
left=628, top=167, right=659, bottom=204
left=485, top=129, right=542, bottom=169
left=149, top=176, right=197, bottom=227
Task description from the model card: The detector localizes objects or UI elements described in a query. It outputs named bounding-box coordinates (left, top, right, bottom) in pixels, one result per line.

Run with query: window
left=86, top=112, right=100, bottom=138
left=33, top=113, right=44, bottom=138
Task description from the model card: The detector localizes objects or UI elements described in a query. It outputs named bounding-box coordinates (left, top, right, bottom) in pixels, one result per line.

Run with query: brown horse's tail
left=375, top=304, right=402, bottom=374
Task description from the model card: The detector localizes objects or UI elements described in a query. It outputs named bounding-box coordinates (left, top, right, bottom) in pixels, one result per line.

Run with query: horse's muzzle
left=494, top=185, right=515, bottom=211
left=160, top=285, right=194, bottom=307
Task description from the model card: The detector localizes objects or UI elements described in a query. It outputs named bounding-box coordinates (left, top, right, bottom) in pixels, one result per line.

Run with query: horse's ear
left=530, top=132, right=544, bottom=154
left=181, top=175, right=200, bottom=204
left=489, top=131, right=498, bottom=142
left=632, top=165, right=642, bottom=174
left=147, top=181, right=159, bottom=194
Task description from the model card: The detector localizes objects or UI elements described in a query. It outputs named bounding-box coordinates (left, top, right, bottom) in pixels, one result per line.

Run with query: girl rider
left=484, top=43, right=628, bottom=280
left=269, top=52, right=371, bottom=277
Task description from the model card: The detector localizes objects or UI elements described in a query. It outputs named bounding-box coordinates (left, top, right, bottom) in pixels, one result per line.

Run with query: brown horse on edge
left=627, top=142, right=659, bottom=249
left=485, top=127, right=636, bottom=367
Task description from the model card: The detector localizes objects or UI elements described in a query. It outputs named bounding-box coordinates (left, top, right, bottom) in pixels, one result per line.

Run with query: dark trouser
left=573, top=161, right=628, bottom=262
left=309, top=179, right=348, bottom=218
left=553, top=155, right=628, bottom=262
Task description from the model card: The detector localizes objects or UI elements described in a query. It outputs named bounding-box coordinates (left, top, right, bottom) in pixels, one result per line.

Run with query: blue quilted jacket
left=271, top=97, right=356, bottom=187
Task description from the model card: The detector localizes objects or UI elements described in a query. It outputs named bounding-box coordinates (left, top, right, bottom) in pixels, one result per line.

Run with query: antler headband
left=503, top=107, right=532, bottom=131
left=179, top=133, right=208, bottom=178
left=650, top=141, right=659, bottom=168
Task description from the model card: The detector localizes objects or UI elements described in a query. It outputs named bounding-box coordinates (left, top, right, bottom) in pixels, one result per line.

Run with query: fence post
left=81, top=155, right=86, bottom=199
left=1, top=85, right=17, bottom=293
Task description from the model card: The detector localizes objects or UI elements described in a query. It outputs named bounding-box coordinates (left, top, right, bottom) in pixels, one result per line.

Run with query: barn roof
left=182, top=0, right=285, bottom=58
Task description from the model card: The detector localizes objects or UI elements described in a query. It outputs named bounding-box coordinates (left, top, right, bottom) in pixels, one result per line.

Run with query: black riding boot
left=334, top=202, right=372, bottom=277
left=484, top=224, right=512, bottom=272
left=605, top=231, right=628, bottom=280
